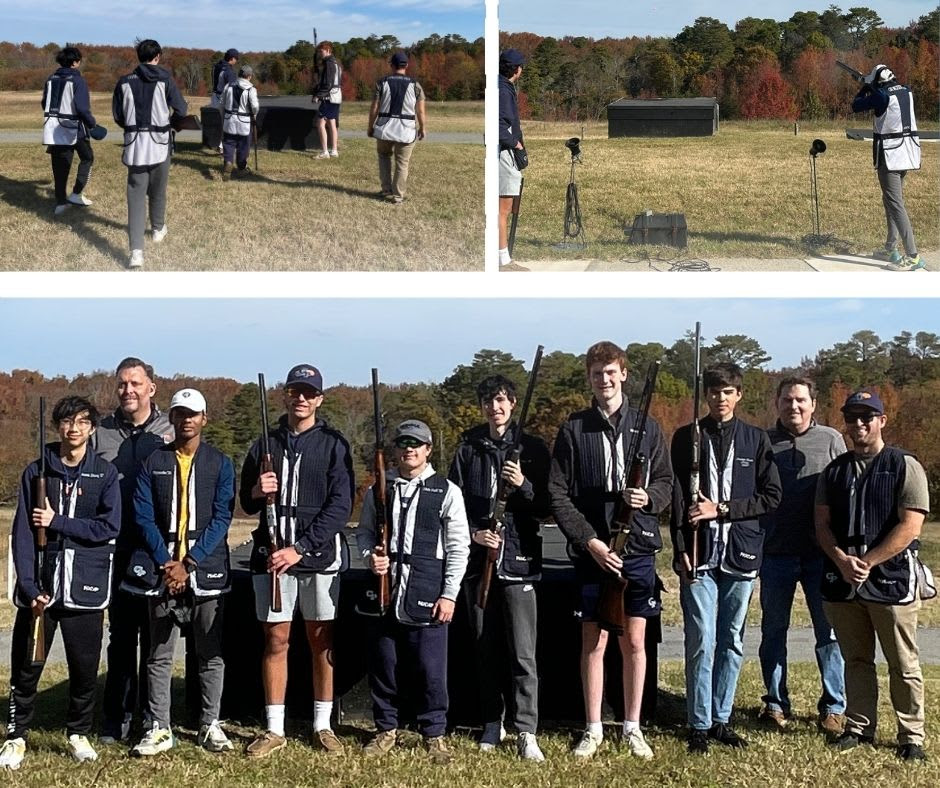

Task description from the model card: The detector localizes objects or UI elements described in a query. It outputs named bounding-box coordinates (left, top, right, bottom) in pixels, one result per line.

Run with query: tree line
left=1, top=328, right=938, bottom=514
left=500, top=6, right=939, bottom=121
left=0, top=32, right=484, bottom=101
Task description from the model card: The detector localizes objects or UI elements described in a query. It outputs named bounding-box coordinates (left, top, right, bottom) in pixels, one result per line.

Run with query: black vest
left=387, top=473, right=448, bottom=625
left=822, top=446, right=917, bottom=604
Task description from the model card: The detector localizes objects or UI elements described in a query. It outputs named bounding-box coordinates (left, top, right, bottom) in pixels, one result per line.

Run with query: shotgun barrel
left=258, top=374, right=281, bottom=613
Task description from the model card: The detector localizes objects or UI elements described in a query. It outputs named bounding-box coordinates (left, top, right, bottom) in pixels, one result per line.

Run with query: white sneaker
left=131, top=724, right=175, bottom=756
left=68, top=734, right=98, bottom=763
left=152, top=225, right=168, bottom=243
left=316, top=151, right=331, bottom=159
left=199, top=720, right=233, bottom=752
left=0, top=737, right=26, bottom=770
left=479, top=721, right=506, bottom=752
left=517, top=732, right=545, bottom=762
left=54, top=204, right=69, bottom=216
left=623, top=728, right=653, bottom=759
left=128, top=249, right=144, bottom=268
left=572, top=729, right=602, bottom=758
left=67, top=192, right=92, bottom=206
left=329, top=149, right=339, bottom=158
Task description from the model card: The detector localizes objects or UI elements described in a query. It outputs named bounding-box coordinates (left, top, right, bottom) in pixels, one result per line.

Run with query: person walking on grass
left=313, top=41, right=342, bottom=159
left=221, top=65, right=259, bottom=181
left=211, top=48, right=239, bottom=153
left=367, top=52, right=426, bottom=204
left=0, top=396, right=121, bottom=771
left=42, top=46, right=99, bottom=217
left=112, top=39, right=187, bottom=270
left=126, top=389, right=236, bottom=756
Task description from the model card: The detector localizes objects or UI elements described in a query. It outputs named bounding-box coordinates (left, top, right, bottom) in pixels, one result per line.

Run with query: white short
left=253, top=572, right=340, bottom=623
left=499, top=148, right=522, bottom=196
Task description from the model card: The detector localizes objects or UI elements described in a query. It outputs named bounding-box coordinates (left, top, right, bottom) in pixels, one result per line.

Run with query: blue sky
left=499, top=1, right=935, bottom=38
left=0, top=0, right=484, bottom=50
left=0, top=299, right=935, bottom=387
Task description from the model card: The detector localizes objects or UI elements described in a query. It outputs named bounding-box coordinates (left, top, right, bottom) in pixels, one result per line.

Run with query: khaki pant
left=376, top=139, right=415, bottom=200
left=824, top=597, right=924, bottom=745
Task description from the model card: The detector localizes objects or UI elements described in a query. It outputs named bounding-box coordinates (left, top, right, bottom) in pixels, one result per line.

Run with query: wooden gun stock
left=29, top=397, right=47, bottom=666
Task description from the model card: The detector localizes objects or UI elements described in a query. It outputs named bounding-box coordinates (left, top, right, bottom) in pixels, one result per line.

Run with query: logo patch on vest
left=207, top=572, right=223, bottom=579
left=133, top=565, right=146, bottom=577
left=153, top=470, right=173, bottom=476
left=417, top=599, right=434, bottom=608
left=739, top=551, right=756, bottom=560
left=735, top=457, right=754, bottom=468
left=82, top=585, right=100, bottom=592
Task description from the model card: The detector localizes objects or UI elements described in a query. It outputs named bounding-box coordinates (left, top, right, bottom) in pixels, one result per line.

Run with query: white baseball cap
left=169, top=388, right=207, bottom=414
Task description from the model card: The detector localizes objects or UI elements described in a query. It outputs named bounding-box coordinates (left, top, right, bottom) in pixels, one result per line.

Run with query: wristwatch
left=716, top=502, right=730, bottom=520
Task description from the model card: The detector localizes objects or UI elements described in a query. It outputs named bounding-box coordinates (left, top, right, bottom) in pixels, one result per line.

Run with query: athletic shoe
left=830, top=731, right=874, bottom=752
left=199, top=720, right=233, bottom=752
left=217, top=143, right=223, bottom=154
left=131, top=724, right=175, bottom=756
left=572, top=729, right=602, bottom=758
left=872, top=248, right=902, bottom=263
left=500, top=262, right=530, bottom=272
left=128, top=249, right=144, bottom=269
left=245, top=731, right=286, bottom=759
left=68, top=734, right=98, bottom=763
left=479, top=722, right=506, bottom=752
left=67, top=192, right=92, bottom=206
left=316, top=151, right=331, bottom=159
left=152, top=225, right=168, bottom=243
left=886, top=254, right=925, bottom=271
left=363, top=729, right=397, bottom=756
left=708, top=722, right=748, bottom=748
left=314, top=729, right=344, bottom=755
left=623, top=728, right=654, bottom=759
left=687, top=729, right=709, bottom=755
left=818, top=712, right=845, bottom=737
left=517, top=732, right=545, bottom=762
left=426, top=736, right=452, bottom=765
left=759, top=706, right=789, bottom=730
left=329, top=149, right=339, bottom=158
left=54, top=204, right=69, bottom=216
left=898, top=743, right=927, bottom=762
left=0, top=738, right=26, bottom=770
left=385, top=194, right=405, bottom=204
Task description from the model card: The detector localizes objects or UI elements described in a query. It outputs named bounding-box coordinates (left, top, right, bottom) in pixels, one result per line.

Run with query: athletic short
left=319, top=100, right=340, bottom=121
left=253, top=572, right=340, bottom=623
left=576, top=554, right=661, bottom=620
left=499, top=148, right=522, bottom=196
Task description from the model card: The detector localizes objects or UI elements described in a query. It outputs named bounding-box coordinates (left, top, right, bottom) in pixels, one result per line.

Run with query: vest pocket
left=121, top=546, right=161, bottom=594
left=193, top=555, right=230, bottom=595
left=66, top=546, right=113, bottom=608
left=626, top=512, right=663, bottom=555
left=821, top=557, right=854, bottom=602
left=502, top=528, right=542, bottom=578
left=722, top=521, right=764, bottom=577
left=404, top=555, right=445, bottom=624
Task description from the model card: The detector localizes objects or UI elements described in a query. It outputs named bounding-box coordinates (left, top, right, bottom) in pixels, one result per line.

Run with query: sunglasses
left=286, top=386, right=321, bottom=400
left=843, top=412, right=879, bottom=424
left=395, top=437, right=426, bottom=449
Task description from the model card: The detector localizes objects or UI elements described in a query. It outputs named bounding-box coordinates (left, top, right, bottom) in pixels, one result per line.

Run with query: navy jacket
left=499, top=74, right=523, bottom=150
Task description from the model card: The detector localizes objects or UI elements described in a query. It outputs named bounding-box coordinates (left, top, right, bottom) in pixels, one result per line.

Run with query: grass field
left=0, top=662, right=937, bottom=786
left=510, top=119, right=938, bottom=262
left=0, top=93, right=483, bottom=271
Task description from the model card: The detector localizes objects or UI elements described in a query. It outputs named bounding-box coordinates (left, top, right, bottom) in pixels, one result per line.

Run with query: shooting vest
left=873, top=84, right=920, bottom=171
left=248, top=421, right=351, bottom=575
left=373, top=75, right=418, bottom=144
left=222, top=81, right=256, bottom=136
left=124, top=444, right=233, bottom=596
left=564, top=404, right=664, bottom=560
left=115, top=69, right=174, bottom=166
left=32, top=449, right=118, bottom=611
left=821, top=446, right=919, bottom=604
left=42, top=70, right=83, bottom=146
left=385, top=473, right=449, bottom=625
left=323, top=57, right=343, bottom=103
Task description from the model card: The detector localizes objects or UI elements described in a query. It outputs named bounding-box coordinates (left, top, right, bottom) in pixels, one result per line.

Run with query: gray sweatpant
left=126, top=157, right=171, bottom=252
left=145, top=595, right=225, bottom=728
left=877, top=161, right=917, bottom=257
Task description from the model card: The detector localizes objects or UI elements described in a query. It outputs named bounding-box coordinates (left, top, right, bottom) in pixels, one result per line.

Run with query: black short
left=576, top=554, right=661, bottom=620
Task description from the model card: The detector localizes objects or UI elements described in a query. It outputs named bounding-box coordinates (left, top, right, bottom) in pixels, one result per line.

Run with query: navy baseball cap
left=500, top=49, right=526, bottom=68
left=394, top=419, right=432, bottom=444
left=224, top=49, right=240, bottom=60
left=390, top=51, right=408, bottom=67
left=841, top=389, right=885, bottom=414
left=284, top=364, right=323, bottom=393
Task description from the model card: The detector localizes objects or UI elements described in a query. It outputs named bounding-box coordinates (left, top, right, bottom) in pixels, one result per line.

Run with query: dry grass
left=511, top=119, right=938, bottom=261
left=0, top=662, right=937, bottom=786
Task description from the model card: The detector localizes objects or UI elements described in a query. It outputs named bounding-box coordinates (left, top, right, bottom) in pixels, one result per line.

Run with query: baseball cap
left=841, top=389, right=885, bottom=414
left=284, top=364, right=323, bottom=392
left=169, top=388, right=207, bottom=414
left=224, top=48, right=240, bottom=60
left=390, top=51, right=408, bottom=68
left=500, top=49, right=526, bottom=68
left=394, top=419, right=432, bottom=444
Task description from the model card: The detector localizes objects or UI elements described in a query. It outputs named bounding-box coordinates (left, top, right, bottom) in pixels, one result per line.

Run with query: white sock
left=498, top=248, right=511, bottom=266
left=587, top=721, right=603, bottom=738
left=623, top=720, right=640, bottom=734
left=313, top=700, right=333, bottom=732
left=266, top=704, right=285, bottom=737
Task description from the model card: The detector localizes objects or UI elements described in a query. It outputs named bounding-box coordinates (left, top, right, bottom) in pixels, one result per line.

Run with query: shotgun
left=258, top=373, right=281, bottom=613
left=688, top=322, right=702, bottom=581
left=477, top=345, right=544, bottom=609
left=507, top=177, right=524, bottom=257
left=371, top=369, right=390, bottom=615
left=251, top=104, right=259, bottom=173
left=596, top=361, right=659, bottom=635
left=836, top=61, right=866, bottom=83
left=29, top=397, right=47, bottom=666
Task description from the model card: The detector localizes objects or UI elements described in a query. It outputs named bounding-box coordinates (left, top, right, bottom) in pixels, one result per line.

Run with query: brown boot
left=245, top=731, right=286, bottom=759
left=818, top=712, right=845, bottom=737
left=222, top=162, right=234, bottom=182
left=500, top=262, right=530, bottom=272
left=426, top=736, right=453, bottom=764
left=363, top=729, right=397, bottom=756
left=758, top=706, right=788, bottom=730
left=313, top=729, right=344, bottom=755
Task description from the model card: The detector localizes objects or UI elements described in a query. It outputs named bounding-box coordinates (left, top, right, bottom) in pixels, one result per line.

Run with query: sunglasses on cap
left=394, top=437, right=426, bottom=449
left=843, top=412, right=879, bottom=424
left=286, top=385, right=321, bottom=400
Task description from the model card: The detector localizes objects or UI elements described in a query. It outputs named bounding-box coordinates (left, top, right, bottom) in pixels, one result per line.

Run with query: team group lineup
left=0, top=340, right=932, bottom=771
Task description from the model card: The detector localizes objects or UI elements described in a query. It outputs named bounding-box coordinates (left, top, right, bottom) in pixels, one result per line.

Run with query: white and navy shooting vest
left=222, top=81, right=257, bottom=136
left=42, top=71, right=83, bottom=146
left=34, top=451, right=117, bottom=611
left=325, top=58, right=343, bottom=103
left=115, top=71, right=174, bottom=166
left=873, top=84, right=920, bottom=171
left=385, top=473, right=449, bottom=625
left=125, top=444, right=232, bottom=597
left=373, top=75, right=418, bottom=143
left=822, top=447, right=919, bottom=604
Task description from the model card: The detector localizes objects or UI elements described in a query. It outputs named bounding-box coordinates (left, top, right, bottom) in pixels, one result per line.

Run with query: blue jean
left=758, top=554, right=845, bottom=715
left=680, top=568, right=754, bottom=730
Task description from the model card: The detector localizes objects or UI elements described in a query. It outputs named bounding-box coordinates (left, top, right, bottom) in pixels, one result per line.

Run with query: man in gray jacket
left=758, top=378, right=846, bottom=735
left=92, top=356, right=173, bottom=744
